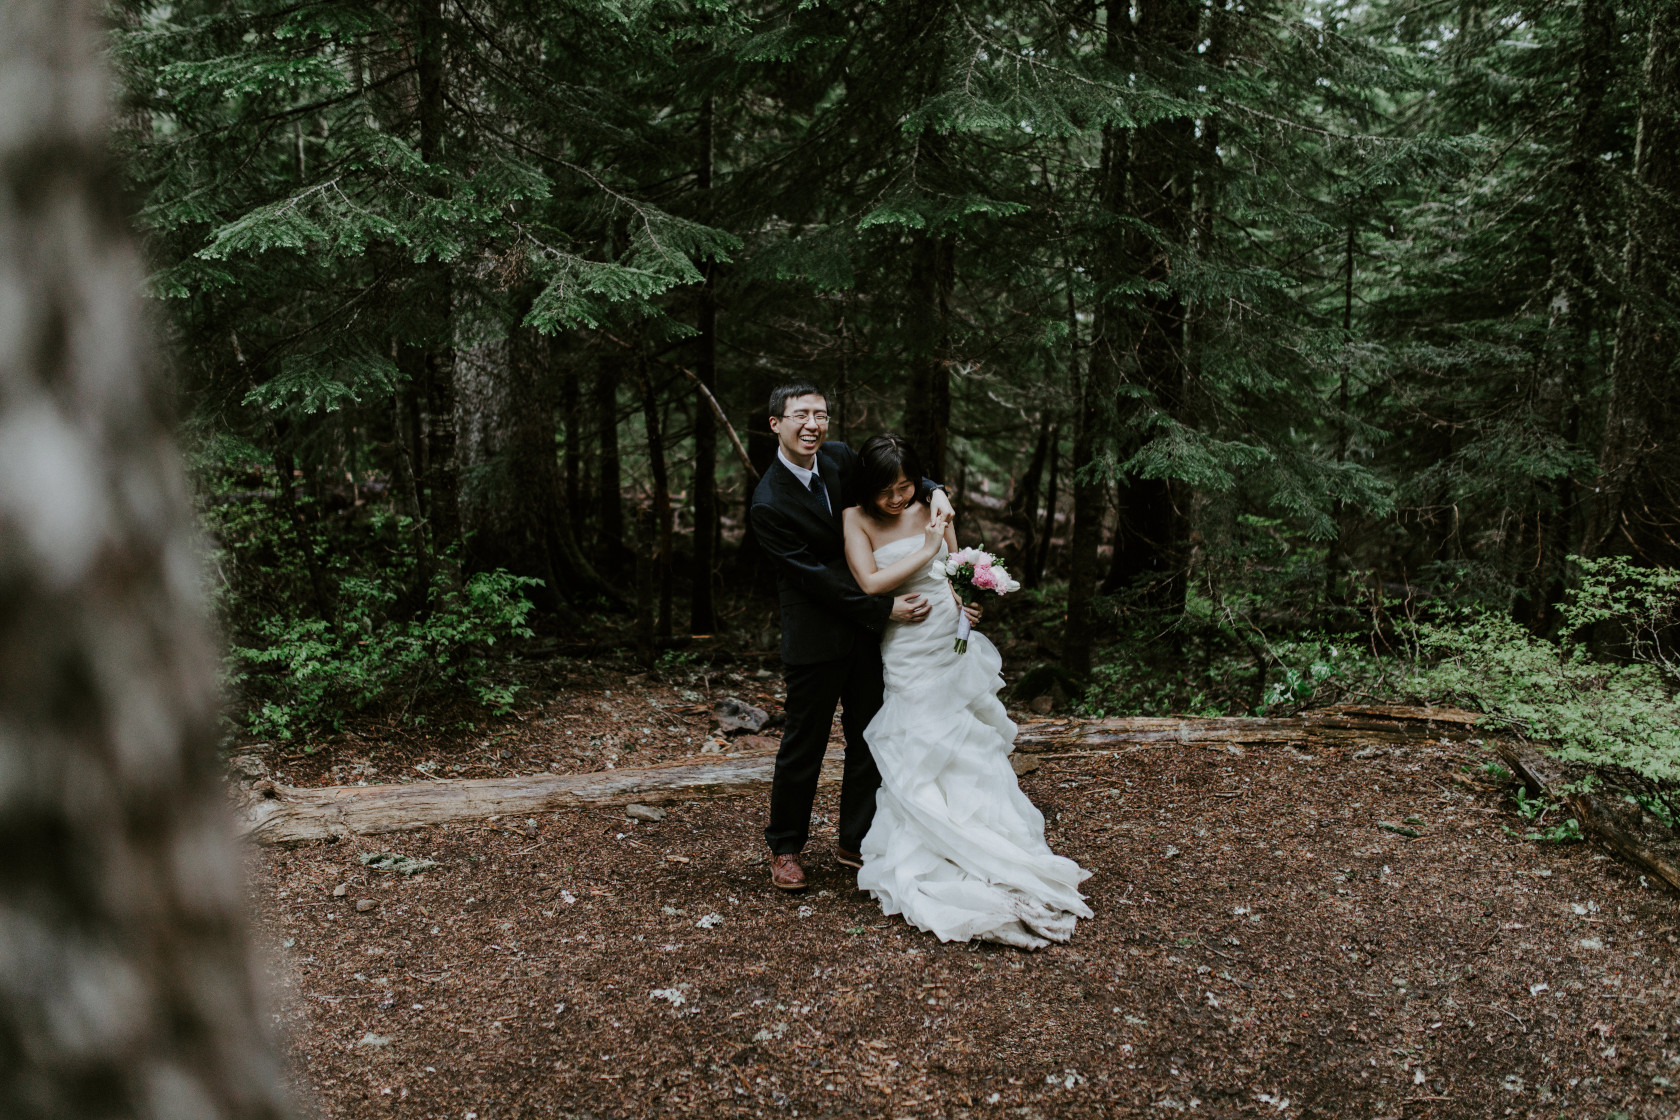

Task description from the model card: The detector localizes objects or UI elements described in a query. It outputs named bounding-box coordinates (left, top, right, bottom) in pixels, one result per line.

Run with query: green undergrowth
left=200, top=452, right=541, bottom=742
left=227, top=565, right=539, bottom=741
left=1070, top=553, right=1680, bottom=819
left=1405, top=558, right=1680, bottom=810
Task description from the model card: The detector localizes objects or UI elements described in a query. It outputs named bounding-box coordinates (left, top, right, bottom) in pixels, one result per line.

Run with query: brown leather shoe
left=770, top=853, right=807, bottom=892
left=834, top=846, right=863, bottom=870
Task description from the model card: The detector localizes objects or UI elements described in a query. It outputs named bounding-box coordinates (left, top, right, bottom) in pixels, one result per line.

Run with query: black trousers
left=765, top=641, right=885, bottom=855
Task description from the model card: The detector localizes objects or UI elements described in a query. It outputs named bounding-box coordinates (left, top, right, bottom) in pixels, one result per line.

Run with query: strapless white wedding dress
left=857, top=537, right=1092, bottom=949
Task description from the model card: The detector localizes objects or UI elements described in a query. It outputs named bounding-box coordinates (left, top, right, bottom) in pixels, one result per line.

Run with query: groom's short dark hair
left=768, top=382, right=827, bottom=420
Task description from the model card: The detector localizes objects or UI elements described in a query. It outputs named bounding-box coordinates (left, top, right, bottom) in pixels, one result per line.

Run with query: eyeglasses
left=781, top=410, right=829, bottom=424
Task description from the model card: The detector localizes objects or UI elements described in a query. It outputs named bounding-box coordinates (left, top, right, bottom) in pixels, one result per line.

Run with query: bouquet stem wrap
left=936, top=546, right=1019, bottom=655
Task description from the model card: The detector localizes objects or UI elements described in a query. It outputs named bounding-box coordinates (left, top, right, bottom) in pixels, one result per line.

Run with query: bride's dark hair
left=856, top=433, right=928, bottom=520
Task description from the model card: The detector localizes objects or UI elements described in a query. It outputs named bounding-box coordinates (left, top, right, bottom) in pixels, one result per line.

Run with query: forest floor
left=239, top=660, right=1680, bottom=1120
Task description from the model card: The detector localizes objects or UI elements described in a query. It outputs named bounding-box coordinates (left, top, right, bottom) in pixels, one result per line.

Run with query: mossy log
left=236, top=705, right=1480, bottom=844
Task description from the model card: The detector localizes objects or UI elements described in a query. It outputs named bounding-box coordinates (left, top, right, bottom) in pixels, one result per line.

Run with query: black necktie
left=808, top=472, right=832, bottom=515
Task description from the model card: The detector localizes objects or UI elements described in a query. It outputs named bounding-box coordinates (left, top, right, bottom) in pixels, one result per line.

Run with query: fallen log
left=1013, top=704, right=1480, bottom=752
left=236, top=704, right=1480, bottom=844
left=237, top=746, right=809, bottom=844
left=1496, top=741, right=1680, bottom=895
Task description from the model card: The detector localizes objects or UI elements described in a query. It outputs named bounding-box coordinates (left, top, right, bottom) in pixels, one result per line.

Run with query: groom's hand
left=890, top=592, right=932, bottom=624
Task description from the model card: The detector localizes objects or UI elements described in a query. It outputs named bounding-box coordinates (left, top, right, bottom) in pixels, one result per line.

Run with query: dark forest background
left=110, top=0, right=1680, bottom=792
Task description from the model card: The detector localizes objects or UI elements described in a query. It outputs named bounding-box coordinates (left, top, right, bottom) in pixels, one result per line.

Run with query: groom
left=749, top=383, right=956, bottom=892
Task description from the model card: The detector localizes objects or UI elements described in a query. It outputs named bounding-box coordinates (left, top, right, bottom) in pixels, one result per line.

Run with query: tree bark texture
left=1323, top=219, right=1356, bottom=605
left=637, top=358, right=674, bottom=639
left=1064, top=0, right=1132, bottom=677
left=1106, top=0, right=1196, bottom=611
left=415, top=0, right=459, bottom=558
left=270, top=434, right=335, bottom=626
left=903, top=228, right=955, bottom=481
left=1587, top=6, right=1680, bottom=562
left=559, top=337, right=582, bottom=529
left=1011, top=409, right=1053, bottom=581
left=1517, top=0, right=1614, bottom=627
left=0, top=3, right=291, bottom=1116
left=594, top=355, right=628, bottom=565
left=1034, top=424, right=1061, bottom=586
left=455, top=319, right=617, bottom=612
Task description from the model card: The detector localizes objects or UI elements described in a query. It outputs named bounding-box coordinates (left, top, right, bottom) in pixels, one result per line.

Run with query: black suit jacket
left=750, top=441, right=893, bottom=666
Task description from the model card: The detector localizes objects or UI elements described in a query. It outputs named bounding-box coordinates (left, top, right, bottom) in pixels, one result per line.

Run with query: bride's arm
left=844, top=507, right=948, bottom=595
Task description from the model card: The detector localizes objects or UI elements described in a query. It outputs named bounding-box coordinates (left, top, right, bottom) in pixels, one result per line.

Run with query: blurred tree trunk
left=388, top=379, right=434, bottom=617
left=691, top=94, right=720, bottom=634
left=0, top=3, right=292, bottom=1116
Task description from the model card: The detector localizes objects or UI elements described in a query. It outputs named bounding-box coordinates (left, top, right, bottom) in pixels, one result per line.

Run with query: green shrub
left=1407, top=558, right=1680, bottom=799
left=228, top=567, right=540, bottom=740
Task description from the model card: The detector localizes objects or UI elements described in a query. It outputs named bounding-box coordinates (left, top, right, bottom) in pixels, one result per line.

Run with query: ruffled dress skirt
left=857, top=539, right=1091, bottom=949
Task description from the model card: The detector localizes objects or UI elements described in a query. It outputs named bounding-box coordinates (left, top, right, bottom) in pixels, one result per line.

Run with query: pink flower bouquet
left=935, top=547, right=1021, bottom=653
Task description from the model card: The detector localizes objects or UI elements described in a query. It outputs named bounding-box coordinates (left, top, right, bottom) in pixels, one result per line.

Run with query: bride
left=841, top=433, right=1092, bottom=949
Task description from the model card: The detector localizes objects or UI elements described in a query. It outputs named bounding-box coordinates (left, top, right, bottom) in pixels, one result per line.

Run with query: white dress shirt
left=777, top=446, right=830, bottom=513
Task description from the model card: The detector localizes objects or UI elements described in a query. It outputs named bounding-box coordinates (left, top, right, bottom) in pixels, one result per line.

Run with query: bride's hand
left=923, top=509, right=949, bottom=553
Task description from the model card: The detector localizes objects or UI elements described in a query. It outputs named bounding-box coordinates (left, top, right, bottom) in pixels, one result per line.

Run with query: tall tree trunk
left=271, top=432, right=336, bottom=626
left=594, top=355, right=627, bottom=563
left=690, top=94, right=719, bottom=634
left=455, top=318, right=621, bottom=614
left=1586, top=5, right=1680, bottom=561
left=637, top=358, right=674, bottom=639
left=835, top=291, right=854, bottom=445
left=1034, top=425, right=1061, bottom=587
left=455, top=328, right=557, bottom=605
left=1323, top=218, right=1357, bottom=607
left=903, top=227, right=955, bottom=480
left=734, top=370, right=783, bottom=589
left=1065, top=0, right=1131, bottom=678
left=389, top=378, right=434, bottom=615
left=1067, top=315, right=1112, bottom=678
left=0, top=4, right=291, bottom=1115
left=635, top=507, right=657, bottom=667
left=560, top=337, right=582, bottom=531
left=1105, top=0, right=1195, bottom=612
left=415, top=0, right=458, bottom=559
left=1013, top=410, right=1053, bottom=577
left=1520, top=0, right=1614, bottom=626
